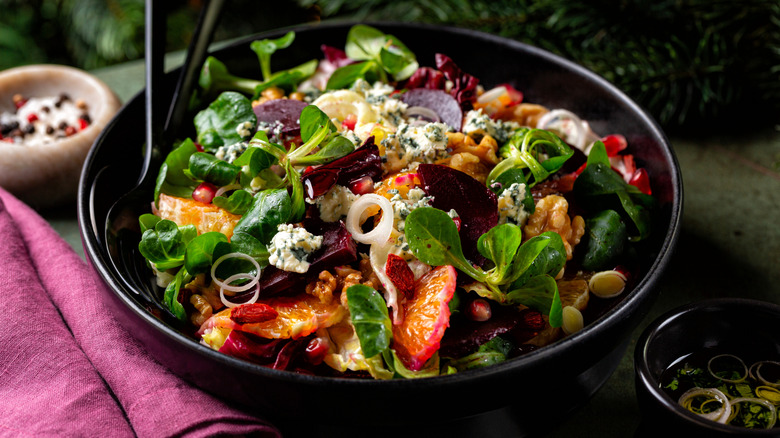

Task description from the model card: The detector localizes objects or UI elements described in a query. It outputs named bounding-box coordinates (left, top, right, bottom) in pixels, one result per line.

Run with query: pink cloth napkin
left=0, top=187, right=281, bottom=438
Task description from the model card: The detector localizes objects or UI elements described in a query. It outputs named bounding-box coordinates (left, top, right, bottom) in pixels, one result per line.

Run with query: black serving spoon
left=104, top=0, right=225, bottom=317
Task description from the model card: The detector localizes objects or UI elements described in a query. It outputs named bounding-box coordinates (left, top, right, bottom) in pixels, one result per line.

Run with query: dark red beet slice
left=399, top=88, right=463, bottom=131
left=257, top=220, right=357, bottom=296
left=253, top=99, right=308, bottom=136
left=417, top=164, right=498, bottom=266
left=301, top=141, right=382, bottom=200
left=439, top=304, right=521, bottom=358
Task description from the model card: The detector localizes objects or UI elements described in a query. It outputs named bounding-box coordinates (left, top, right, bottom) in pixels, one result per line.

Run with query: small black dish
left=635, top=298, right=780, bottom=437
left=79, top=21, right=682, bottom=435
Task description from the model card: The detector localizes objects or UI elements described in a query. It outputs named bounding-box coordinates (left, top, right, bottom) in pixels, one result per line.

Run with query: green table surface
left=41, top=54, right=780, bottom=437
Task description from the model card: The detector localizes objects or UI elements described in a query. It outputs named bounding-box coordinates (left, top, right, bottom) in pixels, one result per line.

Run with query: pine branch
left=300, top=0, right=780, bottom=129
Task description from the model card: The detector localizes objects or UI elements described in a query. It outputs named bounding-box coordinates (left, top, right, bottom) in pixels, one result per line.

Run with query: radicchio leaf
left=219, top=330, right=286, bottom=364
left=321, top=44, right=354, bottom=68
left=435, top=54, right=479, bottom=111
left=301, top=140, right=382, bottom=199
left=404, top=66, right=445, bottom=90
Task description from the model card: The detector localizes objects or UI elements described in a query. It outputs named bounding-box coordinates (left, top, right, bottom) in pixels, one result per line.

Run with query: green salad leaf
left=194, top=91, right=256, bottom=151
left=250, top=31, right=295, bottom=81
left=187, top=151, right=241, bottom=186
left=138, top=219, right=197, bottom=271
left=154, top=138, right=198, bottom=204
left=346, top=284, right=393, bottom=359
left=488, top=127, right=574, bottom=188
left=405, top=207, right=564, bottom=327
left=573, top=141, right=655, bottom=241
left=327, top=24, right=418, bottom=89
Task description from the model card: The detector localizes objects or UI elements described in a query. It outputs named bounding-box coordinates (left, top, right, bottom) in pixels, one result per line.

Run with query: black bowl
left=635, top=298, right=780, bottom=437
left=79, top=22, right=682, bottom=436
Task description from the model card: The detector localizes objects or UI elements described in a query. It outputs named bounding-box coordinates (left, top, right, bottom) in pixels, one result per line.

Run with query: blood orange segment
left=156, top=193, right=241, bottom=239
left=208, top=293, right=347, bottom=340
left=392, top=265, right=457, bottom=371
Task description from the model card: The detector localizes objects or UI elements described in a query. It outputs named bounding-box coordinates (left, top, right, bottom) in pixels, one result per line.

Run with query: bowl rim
left=79, top=20, right=683, bottom=389
left=635, top=297, right=780, bottom=435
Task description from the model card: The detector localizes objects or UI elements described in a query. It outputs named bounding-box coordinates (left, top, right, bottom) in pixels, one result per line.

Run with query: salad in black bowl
left=79, top=22, right=681, bottom=435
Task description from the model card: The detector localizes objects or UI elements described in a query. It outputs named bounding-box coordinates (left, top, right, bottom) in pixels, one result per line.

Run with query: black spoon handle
left=164, top=0, right=226, bottom=142
left=141, top=0, right=166, bottom=185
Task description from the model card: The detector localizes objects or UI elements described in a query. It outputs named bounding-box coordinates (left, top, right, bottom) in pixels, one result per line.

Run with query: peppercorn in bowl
left=79, top=22, right=682, bottom=436
left=0, top=64, right=120, bottom=209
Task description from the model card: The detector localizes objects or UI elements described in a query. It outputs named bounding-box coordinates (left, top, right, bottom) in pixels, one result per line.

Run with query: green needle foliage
left=299, top=0, right=780, bottom=131
left=3, top=0, right=777, bottom=131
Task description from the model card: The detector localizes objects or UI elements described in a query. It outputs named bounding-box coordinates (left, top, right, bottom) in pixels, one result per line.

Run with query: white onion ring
left=345, top=193, right=394, bottom=246
left=477, top=86, right=508, bottom=104
left=536, top=108, right=588, bottom=150
left=215, top=183, right=241, bottom=199
left=211, top=252, right=262, bottom=293
left=678, top=387, right=731, bottom=423
left=219, top=273, right=260, bottom=308
left=707, top=354, right=748, bottom=383
left=749, top=361, right=780, bottom=388
left=369, top=242, right=401, bottom=324
left=404, top=106, right=441, bottom=123
left=728, top=397, right=777, bottom=428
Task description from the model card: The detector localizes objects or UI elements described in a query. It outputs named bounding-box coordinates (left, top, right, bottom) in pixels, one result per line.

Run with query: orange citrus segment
left=375, top=171, right=421, bottom=200
left=210, top=293, right=346, bottom=340
left=156, top=193, right=241, bottom=239
left=392, top=265, right=457, bottom=371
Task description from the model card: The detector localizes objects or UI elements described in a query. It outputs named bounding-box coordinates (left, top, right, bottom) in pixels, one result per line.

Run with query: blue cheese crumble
left=496, top=182, right=530, bottom=226
left=314, top=185, right=358, bottom=222
left=463, top=108, right=520, bottom=143
left=268, top=224, right=323, bottom=274
left=381, top=122, right=450, bottom=170
left=390, top=187, right=434, bottom=232
left=214, top=142, right=249, bottom=163
left=236, top=121, right=254, bottom=139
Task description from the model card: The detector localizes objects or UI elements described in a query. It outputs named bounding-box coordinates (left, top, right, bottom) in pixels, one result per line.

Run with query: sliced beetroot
left=257, top=220, right=357, bottom=296
left=301, top=141, right=382, bottom=200
left=439, top=304, right=520, bottom=358
left=417, top=163, right=498, bottom=266
left=399, top=88, right=463, bottom=131
left=253, top=99, right=308, bottom=136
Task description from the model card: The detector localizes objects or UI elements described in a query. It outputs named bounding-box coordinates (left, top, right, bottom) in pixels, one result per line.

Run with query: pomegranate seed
left=342, top=113, right=357, bottom=131
left=518, top=309, right=545, bottom=331
left=77, top=119, right=89, bottom=130
left=452, top=216, right=462, bottom=231
left=628, top=168, right=652, bottom=195
left=192, top=182, right=218, bottom=204
left=601, top=134, right=627, bottom=156
left=27, top=113, right=38, bottom=123
left=194, top=142, right=204, bottom=152
left=304, top=337, right=330, bottom=365
left=466, top=298, right=492, bottom=321
left=64, top=126, right=77, bottom=136
left=349, top=175, right=375, bottom=195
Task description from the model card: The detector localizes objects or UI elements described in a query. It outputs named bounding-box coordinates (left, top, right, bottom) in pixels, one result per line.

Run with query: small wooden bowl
left=0, top=64, right=121, bottom=209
